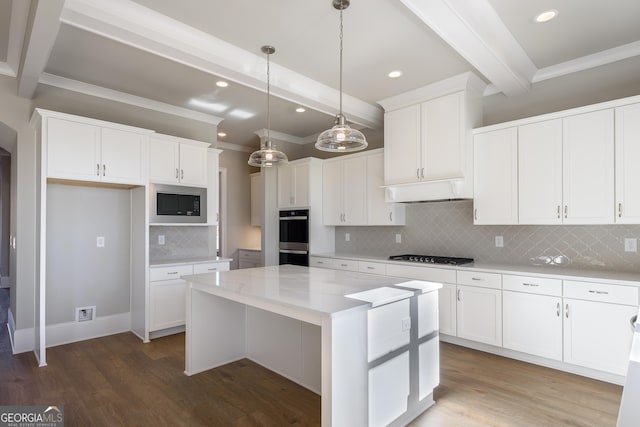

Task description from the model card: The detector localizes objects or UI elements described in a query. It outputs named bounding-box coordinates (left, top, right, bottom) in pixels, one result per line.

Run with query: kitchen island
left=183, top=265, right=442, bottom=427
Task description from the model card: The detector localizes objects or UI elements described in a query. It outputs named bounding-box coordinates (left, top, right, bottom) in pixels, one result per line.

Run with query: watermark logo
left=0, top=405, right=64, bottom=427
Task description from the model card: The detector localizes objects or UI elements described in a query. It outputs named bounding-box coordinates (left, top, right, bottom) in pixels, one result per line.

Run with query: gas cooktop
left=388, top=254, right=474, bottom=265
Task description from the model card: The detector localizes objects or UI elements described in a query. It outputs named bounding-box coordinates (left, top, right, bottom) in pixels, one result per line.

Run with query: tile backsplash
left=149, top=226, right=216, bottom=261
left=335, top=200, right=640, bottom=273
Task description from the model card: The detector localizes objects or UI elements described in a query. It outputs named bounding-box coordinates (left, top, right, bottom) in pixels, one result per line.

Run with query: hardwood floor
left=0, top=333, right=623, bottom=426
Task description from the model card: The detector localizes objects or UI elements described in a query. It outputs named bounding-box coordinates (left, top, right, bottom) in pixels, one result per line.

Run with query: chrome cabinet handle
left=565, top=303, right=569, bottom=318
left=471, top=277, right=483, bottom=281
left=367, top=266, right=374, bottom=270
left=457, top=289, right=461, bottom=301
left=167, top=271, right=178, bottom=275
left=416, top=168, right=420, bottom=179
left=103, top=164, right=106, bottom=176
left=557, top=205, right=561, bottom=219
left=564, top=205, right=568, bottom=219
left=97, top=163, right=100, bottom=176
left=421, top=168, right=424, bottom=179
left=176, top=168, right=179, bottom=179
left=207, top=268, right=217, bottom=271
left=181, top=169, right=184, bottom=180
left=556, top=302, right=560, bottom=317
left=474, top=209, right=478, bottom=221
left=340, top=263, right=348, bottom=267
left=389, top=212, right=393, bottom=222
left=588, top=290, right=609, bottom=295
left=523, top=283, right=539, bottom=287
left=619, top=203, right=623, bottom=218
left=631, top=315, right=638, bottom=331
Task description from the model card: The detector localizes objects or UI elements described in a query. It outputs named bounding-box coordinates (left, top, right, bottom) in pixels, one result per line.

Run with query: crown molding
left=61, top=0, right=382, bottom=129
left=214, top=141, right=254, bottom=153
left=6, top=0, right=30, bottom=79
left=39, top=73, right=224, bottom=125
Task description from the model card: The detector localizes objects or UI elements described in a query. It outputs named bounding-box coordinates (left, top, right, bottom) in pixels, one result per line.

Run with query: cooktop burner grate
left=388, top=254, right=474, bottom=265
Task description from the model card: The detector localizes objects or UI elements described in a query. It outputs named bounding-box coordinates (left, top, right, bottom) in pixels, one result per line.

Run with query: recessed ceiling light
left=388, top=70, right=403, bottom=78
left=228, top=109, right=255, bottom=119
left=216, top=81, right=229, bottom=87
left=217, top=132, right=227, bottom=138
left=296, top=107, right=306, bottom=113
left=535, top=9, right=558, bottom=23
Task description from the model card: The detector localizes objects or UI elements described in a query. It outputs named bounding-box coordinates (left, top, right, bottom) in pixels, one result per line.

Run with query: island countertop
left=183, top=264, right=441, bottom=323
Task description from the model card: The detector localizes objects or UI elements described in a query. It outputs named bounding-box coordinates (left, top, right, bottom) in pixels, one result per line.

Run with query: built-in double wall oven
left=279, top=209, right=309, bottom=266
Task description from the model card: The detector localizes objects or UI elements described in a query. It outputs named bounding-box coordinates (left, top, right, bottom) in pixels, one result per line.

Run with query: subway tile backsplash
left=335, top=200, right=640, bottom=273
left=149, top=226, right=216, bottom=261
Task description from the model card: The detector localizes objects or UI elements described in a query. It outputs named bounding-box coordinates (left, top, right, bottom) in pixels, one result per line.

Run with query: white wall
left=0, top=154, right=10, bottom=280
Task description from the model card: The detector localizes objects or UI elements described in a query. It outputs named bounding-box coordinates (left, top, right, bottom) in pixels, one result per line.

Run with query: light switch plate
left=495, top=235, right=504, bottom=248
left=345, top=233, right=350, bottom=242
left=158, top=235, right=165, bottom=245
left=96, top=236, right=105, bottom=248
left=624, top=238, right=637, bottom=253
left=395, top=234, right=402, bottom=244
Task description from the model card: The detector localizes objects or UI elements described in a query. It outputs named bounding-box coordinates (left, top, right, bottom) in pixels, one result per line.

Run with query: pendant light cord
left=339, top=5, right=343, bottom=117
left=266, top=50, right=271, bottom=149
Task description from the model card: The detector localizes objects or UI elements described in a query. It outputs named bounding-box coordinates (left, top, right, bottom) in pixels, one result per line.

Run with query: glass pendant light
left=316, top=0, right=368, bottom=153
left=248, top=46, right=289, bottom=167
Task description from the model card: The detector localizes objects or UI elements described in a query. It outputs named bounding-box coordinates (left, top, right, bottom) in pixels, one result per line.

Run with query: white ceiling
left=1, top=0, right=640, bottom=149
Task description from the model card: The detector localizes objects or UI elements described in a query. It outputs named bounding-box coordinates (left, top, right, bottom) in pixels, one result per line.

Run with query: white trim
left=45, top=312, right=131, bottom=348
left=399, top=0, right=536, bottom=96
left=214, top=141, right=254, bottom=153
left=61, top=0, right=382, bottom=129
left=39, top=73, right=224, bottom=126
left=150, top=132, right=211, bottom=148
left=0, top=62, right=16, bottom=78
left=8, top=308, right=35, bottom=354
left=219, top=167, right=228, bottom=264
left=254, top=129, right=306, bottom=145
left=534, top=40, right=640, bottom=83
left=6, top=0, right=30, bottom=77
left=440, top=335, right=625, bottom=385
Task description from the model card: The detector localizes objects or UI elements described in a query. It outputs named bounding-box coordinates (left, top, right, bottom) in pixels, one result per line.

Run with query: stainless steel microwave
left=150, top=184, right=207, bottom=224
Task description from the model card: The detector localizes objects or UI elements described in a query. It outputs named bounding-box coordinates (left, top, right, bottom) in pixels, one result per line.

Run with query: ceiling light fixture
left=216, top=81, right=229, bottom=87
left=217, top=132, right=227, bottom=138
left=388, top=70, right=403, bottom=78
left=315, top=0, right=368, bottom=153
left=248, top=46, right=289, bottom=168
left=296, top=107, right=306, bottom=113
left=535, top=9, right=558, bottom=23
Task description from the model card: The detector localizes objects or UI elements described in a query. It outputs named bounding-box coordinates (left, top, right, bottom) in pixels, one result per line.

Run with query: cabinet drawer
left=310, top=257, right=334, bottom=268
left=358, top=261, right=387, bottom=275
left=333, top=258, right=358, bottom=271
left=386, top=264, right=456, bottom=284
left=563, top=280, right=638, bottom=306
left=503, top=275, right=562, bottom=296
left=193, top=262, right=230, bottom=274
left=150, top=264, right=193, bottom=282
left=457, top=270, right=501, bottom=289
left=239, top=250, right=261, bottom=263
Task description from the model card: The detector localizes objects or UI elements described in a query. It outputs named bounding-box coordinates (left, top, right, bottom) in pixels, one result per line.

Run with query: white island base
left=184, top=265, right=441, bottom=427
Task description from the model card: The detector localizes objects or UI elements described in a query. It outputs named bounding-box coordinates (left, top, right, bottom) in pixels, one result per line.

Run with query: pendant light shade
left=316, top=0, right=367, bottom=153
left=248, top=46, right=288, bottom=167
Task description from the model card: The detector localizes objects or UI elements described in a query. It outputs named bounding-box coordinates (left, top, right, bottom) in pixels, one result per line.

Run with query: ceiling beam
left=0, top=0, right=31, bottom=78
left=17, top=0, right=65, bottom=98
left=399, top=0, right=537, bottom=96
left=61, top=0, right=383, bottom=129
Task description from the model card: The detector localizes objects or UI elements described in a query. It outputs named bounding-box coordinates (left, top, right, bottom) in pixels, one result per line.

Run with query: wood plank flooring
left=0, top=332, right=623, bottom=426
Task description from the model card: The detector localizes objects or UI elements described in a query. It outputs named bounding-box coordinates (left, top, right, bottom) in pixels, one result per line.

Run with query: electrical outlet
left=76, top=306, right=95, bottom=322
left=96, top=236, right=105, bottom=248
left=624, top=238, right=637, bottom=253
left=495, top=235, right=504, bottom=248
left=345, top=233, right=350, bottom=242
left=158, top=235, right=165, bottom=245
left=401, top=317, right=411, bottom=332
left=395, top=233, right=402, bottom=244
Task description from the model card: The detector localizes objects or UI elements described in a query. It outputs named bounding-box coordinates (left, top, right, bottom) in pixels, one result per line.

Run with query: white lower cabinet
left=150, top=279, right=188, bottom=331
left=438, top=283, right=457, bottom=336
left=456, top=285, right=502, bottom=346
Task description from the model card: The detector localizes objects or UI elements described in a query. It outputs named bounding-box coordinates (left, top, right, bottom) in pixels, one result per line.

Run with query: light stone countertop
left=183, top=264, right=441, bottom=320
left=310, top=253, right=640, bottom=286
left=150, top=256, right=233, bottom=268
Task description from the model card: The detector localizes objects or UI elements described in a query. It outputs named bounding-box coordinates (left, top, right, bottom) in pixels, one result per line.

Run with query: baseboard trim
left=46, top=312, right=131, bottom=348
left=440, top=334, right=625, bottom=385
left=149, top=325, right=185, bottom=340
left=9, top=308, right=36, bottom=354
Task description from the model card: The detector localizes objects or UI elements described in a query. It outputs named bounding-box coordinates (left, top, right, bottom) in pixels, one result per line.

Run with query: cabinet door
left=250, top=173, right=263, bottom=226
left=438, top=283, right=457, bottom=336
left=518, top=119, right=563, bottom=224
left=384, top=105, right=421, bottom=185
left=322, top=161, right=344, bottom=225
left=47, top=117, right=101, bottom=181
left=473, top=128, right=518, bottom=224
left=100, top=128, right=146, bottom=185
left=367, top=153, right=405, bottom=225
left=562, top=109, right=614, bottom=224
left=149, top=139, right=180, bottom=184
left=421, top=92, right=464, bottom=181
left=343, top=157, right=367, bottom=225
left=277, top=164, right=293, bottom=208
left=615, top=103, right=640, bottom=223
left=456, top=285, right=502, bottom=346
left=503, top=291, right=562, bottom=361
left=179, top=144, right=208, bottom=187
left=563, top=298, right=636, bottom=375
left=149, top=279, right=186, bottom=331
left=292, top=163, right=310, bottom=207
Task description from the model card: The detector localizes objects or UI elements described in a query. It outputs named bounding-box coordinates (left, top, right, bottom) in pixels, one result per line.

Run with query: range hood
left=383, top=178, right=473, bottom=203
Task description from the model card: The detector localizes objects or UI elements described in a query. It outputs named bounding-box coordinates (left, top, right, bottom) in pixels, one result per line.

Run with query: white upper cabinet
left=322, top=157, right=367, bottom=226
left=149, top=134, right=210, bottom=187
left=46, top=115, right=148, bottom=186
left=562, top=109, right=614, bottom=224
left=473, top=128, right=518, bottom=225
left=366, top=152, right=405, bottom=226
left=518, top=119, right=563, bottom=224
left=278, top=160, right=311, bottom=209
left=615, top=103, right=640, bottom=223
left=384, top=92, right=466, bottom=185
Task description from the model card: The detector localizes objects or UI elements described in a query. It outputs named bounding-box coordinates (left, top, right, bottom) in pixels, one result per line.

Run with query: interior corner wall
left=220, top=149, right=259, bottom=269
left=0, top=74, right=36, bottom=333
left=0, top=155, right=11, bottom=278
